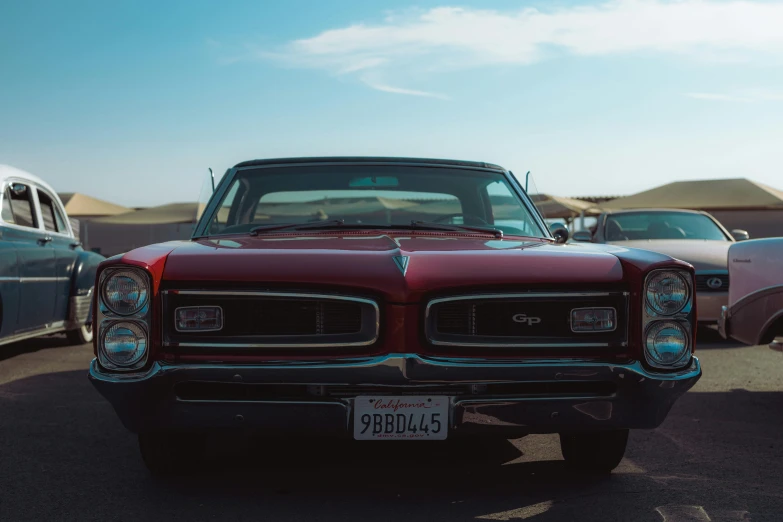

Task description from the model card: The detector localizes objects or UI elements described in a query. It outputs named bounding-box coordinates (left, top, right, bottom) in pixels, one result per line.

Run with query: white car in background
left=719, top=238, right=783, bottom=346
left=573, top=208, right=749, bottom=324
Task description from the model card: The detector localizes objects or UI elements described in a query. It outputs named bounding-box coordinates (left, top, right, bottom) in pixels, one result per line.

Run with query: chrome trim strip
left=89, top=354, right=702, bottom=384
left=0, top=325, right=66, bottom=347
left=426, top=292, right=618, bottom=315
left=569, top=307, right=618, bottom=333
left=163, top=290, right=380, bottom=347
left=18, top=277, right=70, bottom=283
left=174, top=306, right=225, bottom=333
left=429, top=340, right=612, bottom=348
left=0, top=276, right=19, bottom=282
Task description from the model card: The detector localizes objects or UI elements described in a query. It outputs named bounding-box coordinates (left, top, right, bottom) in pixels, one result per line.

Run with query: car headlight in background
left=101, top=269, right=149, bottom=315
left=645, top=270, right=689, bottom=316
left=99, top=322, right=148, bottom=369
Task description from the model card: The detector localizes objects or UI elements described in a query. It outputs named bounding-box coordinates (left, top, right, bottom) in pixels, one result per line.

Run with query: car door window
left=5, top=183, right=38, bottom=228
left=37, top=190, right=67, bottom=234
left=2, top=188, right=15, bottom=224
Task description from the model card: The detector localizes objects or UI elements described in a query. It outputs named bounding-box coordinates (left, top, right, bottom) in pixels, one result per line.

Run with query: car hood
left=160, top=233, right=627, bottom=302
left=607, top=240, right=730, bottom=271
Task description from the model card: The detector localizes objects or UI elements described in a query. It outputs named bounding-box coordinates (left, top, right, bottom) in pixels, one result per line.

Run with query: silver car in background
left=573, top=209, right=749, bottom=324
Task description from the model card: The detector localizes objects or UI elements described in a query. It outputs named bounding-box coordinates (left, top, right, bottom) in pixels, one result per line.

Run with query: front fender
left=68, top=250, right=105, bottom=326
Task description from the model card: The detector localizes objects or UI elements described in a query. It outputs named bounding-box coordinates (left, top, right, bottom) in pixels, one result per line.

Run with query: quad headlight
left=643, top=269, right=694, bottom=370
left=99, top=321, right=148, bottom=369
left=97, top=266, right=152, bottom=371
left=645, top=321, right=690, bottom=368
left=101, top=269, right=149, bottom=316
left=645, top=270, right=689, bottom=316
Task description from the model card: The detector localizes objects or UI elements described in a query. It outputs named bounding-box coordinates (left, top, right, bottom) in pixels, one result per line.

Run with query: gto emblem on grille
left=706, top=277, right=723, bottom=289
left=512, top=314, right=541, bottom=325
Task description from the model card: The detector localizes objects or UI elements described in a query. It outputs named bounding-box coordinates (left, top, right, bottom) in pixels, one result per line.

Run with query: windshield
left=605, top=211, right=729, bottom=241
left=197, top=164, right=545, bottom=238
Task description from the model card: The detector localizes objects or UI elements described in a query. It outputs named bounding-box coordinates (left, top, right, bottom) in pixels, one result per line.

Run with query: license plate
left=353, top=396, right=449, bottom=440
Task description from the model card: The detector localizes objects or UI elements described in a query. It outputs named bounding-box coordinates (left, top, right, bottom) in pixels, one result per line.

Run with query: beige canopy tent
left=532, top=194, right=602, bottom=219
left=58, top=193, right=131, bottom=217
left=82, top=203, right=204, bottom=256
left=602, top=178, right=783, bottom=210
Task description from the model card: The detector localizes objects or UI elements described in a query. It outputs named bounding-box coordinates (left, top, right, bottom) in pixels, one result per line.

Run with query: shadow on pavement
left=696, top=326, right=747, bottom=350
left=0, top=333, right=76, bottom=363
left=1, top=368, right=783, bottom=521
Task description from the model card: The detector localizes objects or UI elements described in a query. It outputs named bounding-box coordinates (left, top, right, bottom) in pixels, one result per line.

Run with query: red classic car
left=89, top=157, right=702, bottom=475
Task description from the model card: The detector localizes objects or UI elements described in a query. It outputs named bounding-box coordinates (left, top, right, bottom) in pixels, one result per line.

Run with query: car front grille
left=161, top=290, right=378, bottom=349
left=695, top=273, right=730, bottom=292
left=426, top=292, right=629, bottom=350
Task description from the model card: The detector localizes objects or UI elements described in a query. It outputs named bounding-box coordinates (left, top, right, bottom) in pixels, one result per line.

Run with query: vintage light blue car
left=0, top=165, right=104, bottom=346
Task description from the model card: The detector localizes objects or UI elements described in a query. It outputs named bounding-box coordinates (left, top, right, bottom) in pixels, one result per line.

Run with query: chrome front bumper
left=697, top=292, right=728, bottom=323
left=89, top=355, right=702, bottom=435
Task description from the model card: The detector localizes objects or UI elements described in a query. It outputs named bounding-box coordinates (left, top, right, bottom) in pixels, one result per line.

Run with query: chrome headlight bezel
left=645, top=270, right=690, bottom=316
left=642, top=268, right=695, bottom=371
left=97, top=266, right=152, bottom=372
left=98, top=320, right=149, bottom=371
left=644, top=320, right=691, bottom=369
left=100, top=268, right=151, bottom=316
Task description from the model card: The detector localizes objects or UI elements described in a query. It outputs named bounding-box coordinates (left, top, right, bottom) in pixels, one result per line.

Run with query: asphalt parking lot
left=1, top=331, right=782, bottom=522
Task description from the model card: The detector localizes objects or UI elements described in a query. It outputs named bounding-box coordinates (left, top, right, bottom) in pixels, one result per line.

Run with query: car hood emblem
left=393, top=255, right=410, bottom=276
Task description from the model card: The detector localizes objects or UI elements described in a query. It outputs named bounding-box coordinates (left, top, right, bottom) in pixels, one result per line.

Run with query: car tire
left=66, top=324, right=93, bottom=345
left=559, top=429, right=628, bottom=474
left=138, top=431, right=206, bottom=476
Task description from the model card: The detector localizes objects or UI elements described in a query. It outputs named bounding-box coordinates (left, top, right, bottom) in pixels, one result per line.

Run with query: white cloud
left=360, top=78, right=450, bottom=99
left=266, top=1, right=783, bottom=96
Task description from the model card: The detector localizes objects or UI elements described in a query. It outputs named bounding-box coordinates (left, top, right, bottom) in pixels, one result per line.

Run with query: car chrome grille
left=426, top=292, right=629, bottom=349
left=162, top=291, right=378, bottom=349
left=695, top=273, right=730, bottom=292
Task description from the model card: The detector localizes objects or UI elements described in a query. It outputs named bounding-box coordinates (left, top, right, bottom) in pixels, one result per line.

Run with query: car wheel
left=66, top=324, right=93, bottom=345
left=138, top=431, right=206, bottom=476
left=559, top=429, right=628, bottom=474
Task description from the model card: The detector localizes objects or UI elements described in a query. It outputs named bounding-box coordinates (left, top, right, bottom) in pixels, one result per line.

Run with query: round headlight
left=646, top=271, right=689, bottom=316
left=645, top=321, right=689, bottom=367
left=101, top=322, right=147, bottom=367
left=102, top=269, right=149, bottom=315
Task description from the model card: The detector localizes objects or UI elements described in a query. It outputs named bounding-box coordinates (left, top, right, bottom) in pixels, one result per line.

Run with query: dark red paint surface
left=94, top=231, right=694, bottom=365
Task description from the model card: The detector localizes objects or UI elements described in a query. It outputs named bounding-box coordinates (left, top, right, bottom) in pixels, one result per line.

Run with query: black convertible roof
left=233, top=156, right=506, bottom=171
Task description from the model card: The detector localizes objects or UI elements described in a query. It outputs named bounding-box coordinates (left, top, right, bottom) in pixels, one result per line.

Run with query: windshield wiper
left=407, top=221, right=503, bottom=239
left=249, top=219, right=345, bottom=235
left=248, top=219, right=503, bottom=238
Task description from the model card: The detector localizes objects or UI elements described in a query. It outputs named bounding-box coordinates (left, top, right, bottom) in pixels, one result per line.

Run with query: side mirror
left=731, top=229, right=749, bottom=241
left=572, top=230, right=593, bottom=242
left=549, top=222, right=569, bottom=244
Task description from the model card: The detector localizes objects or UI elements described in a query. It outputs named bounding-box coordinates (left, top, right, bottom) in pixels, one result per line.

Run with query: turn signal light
left=571, top=308, right=616, bottom=332
left=175, top=306, right=223, bottom=332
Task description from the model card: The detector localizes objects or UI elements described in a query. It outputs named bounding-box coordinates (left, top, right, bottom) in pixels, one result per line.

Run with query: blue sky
left=2, top=0, right=783, bottom=207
